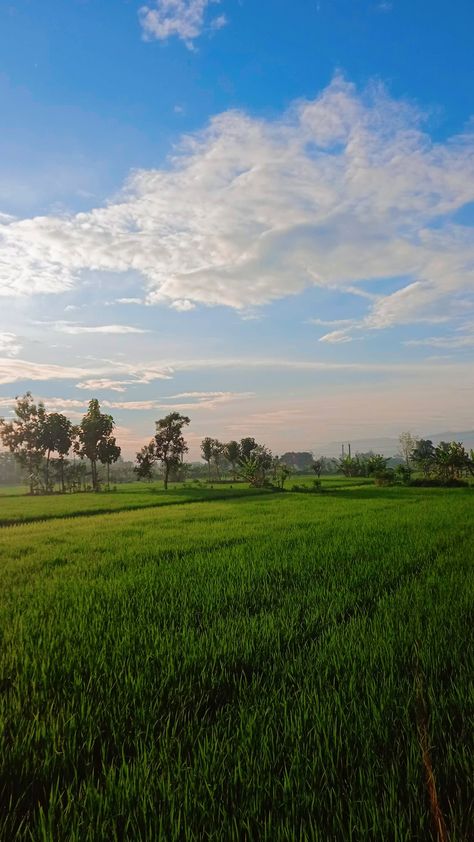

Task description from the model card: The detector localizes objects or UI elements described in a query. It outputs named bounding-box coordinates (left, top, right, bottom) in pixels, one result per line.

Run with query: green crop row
left=0, top=487, right=472, bottom=840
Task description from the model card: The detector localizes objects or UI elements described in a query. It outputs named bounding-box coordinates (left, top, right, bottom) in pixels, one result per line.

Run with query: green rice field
left=0, top=481, right=472, bottom=840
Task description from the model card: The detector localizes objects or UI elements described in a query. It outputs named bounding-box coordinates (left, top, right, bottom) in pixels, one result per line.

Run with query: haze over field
left=1, top=1, right=473, bottom=458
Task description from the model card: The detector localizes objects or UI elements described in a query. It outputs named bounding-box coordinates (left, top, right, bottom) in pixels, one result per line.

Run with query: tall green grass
left=0, top=487, right=472, bottom=840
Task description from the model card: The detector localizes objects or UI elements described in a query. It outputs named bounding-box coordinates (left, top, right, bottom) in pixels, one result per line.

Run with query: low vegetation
left=0, top=482, right=472, bottom=840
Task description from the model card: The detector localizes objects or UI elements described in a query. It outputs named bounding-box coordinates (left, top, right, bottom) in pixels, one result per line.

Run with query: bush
left=373, top=469, right=396, bottom=486
left=395, top=465, right=412, bottom=485
left=290, top=479, right=322, bottom=494
left=409, top=478, right=469, bottom=488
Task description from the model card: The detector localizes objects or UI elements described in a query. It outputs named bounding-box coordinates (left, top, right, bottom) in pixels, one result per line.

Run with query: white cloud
left=170, top=298, right=195, bottom=311
left=0, top=359, right=96, bottom=386
left=38, top=321, right=150, bottom=335
left=1, top=77, right=473, bottom=330
left=309, top=318, right=355, bottom=327
left=138, top=0, right=226, bottom=47
left=0, top=332, right=22, bottom=357
left=116, top=297, right=144, bottom=305
left=75, top=379, right=136, bottom=392
left=318, top=329, right=354, bottom=343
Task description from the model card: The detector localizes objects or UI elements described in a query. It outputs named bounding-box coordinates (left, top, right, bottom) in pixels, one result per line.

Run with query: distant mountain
left=321, top=431, right=474, bottom=458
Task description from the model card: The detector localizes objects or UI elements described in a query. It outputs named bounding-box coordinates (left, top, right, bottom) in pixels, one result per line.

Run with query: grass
left=0, top=482, right=472, bottom=840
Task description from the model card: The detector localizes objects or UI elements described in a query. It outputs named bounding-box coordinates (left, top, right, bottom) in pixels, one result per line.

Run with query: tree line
left=0, top=393, right=121, bottom=494
left=2, top=397, right=473, bottom=493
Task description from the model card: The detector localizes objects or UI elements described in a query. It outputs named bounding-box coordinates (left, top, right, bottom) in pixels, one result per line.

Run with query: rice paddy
left=0, top=482, right=472, bottom=840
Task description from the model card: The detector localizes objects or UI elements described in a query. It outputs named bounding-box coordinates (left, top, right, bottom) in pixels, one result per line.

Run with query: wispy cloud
left=138, top=0, right=227, bottom=48
left=318, top=329, right=354, bottom=344
left=35, top=321, right=150, bottom=335
left=309, top=318, right=355, bottom=327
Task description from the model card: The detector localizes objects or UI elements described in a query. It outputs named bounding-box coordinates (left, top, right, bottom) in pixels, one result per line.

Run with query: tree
left=98, top=436, right=121, bottom=488
left=200, top=437, right=214, bottom=481
left=41, top=412, right=73, bottom=492
left=338, top=453, right=365, bottom=477
left=0, top=393, right=47, bottom=494
left=433, top=441, right=469, bottom=482
left=154, top=412, right=190, bottom=490
left=224, top=440, right=240, bottom=480
left=398, top=432, right=419, bottom=467
left=275, top=463, right=291, bottom=489
left=366, top=454, right=389, bottom=476
left=412, top=439, right=435, bottom=477
left=279, top=451, right=314, bottom=472
left=134, top=442, right=156, bottom=481
left=74, top=399, right=115, bottom=492
left=237, top=444, right=273, bottom=487
left=312, top=458, right=323, bottom=478
left=240, top=437, right=257, bottom=461
left=211, top=439, right=224, bottom=480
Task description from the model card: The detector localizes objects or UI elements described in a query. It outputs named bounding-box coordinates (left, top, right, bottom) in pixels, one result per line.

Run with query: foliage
left=74, top=399, right=117, bottom=492
left=200, top=437, right=214, bottom=480
left=411, top=439, right=436, bottom=477
left=279, top=451, right=314, bottom=472
left=135, top=442, right=157, bottom=481
left=239, top=437, right=258, bottom=461
left=236, top=445, right=273, bottom=487
left=273, top=462, right=291, bottom=489
left=395, top=464, right=413, bottom=485
left=223, top=440, right=240, bottom=479
left=0, top=393, right=47, bottom=493
left=153, top=412, right=190, bottom=490
left=41, top=412, right=73, bottom=492
left=97, top=436, right=121, bottom=487
left=409, top=477, right=469, bottom=488
left=373, top=468, right=396, bottom=486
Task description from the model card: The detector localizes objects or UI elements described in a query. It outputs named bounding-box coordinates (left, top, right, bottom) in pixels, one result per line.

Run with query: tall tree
left=98, top=436, right=121, bottom=488
left=211, top=439, right=224, bottom=480
left=0, top=393, right=46, bottom=494
left=41, top=412, right=73, bottom=492
left=154, top=412, right=190, bottom=490
left=200, top=437, right=214, bottom=481
left=412, top=439, right=435, bottom=477
left=224, top=440, right=240, bottom=480
left=74, top=399, right=115, bottom=491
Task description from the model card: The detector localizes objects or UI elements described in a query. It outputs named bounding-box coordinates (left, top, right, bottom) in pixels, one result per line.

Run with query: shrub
left=373, top=469, right=396, bottom=487
left=409, top=478, right=469, bottom=488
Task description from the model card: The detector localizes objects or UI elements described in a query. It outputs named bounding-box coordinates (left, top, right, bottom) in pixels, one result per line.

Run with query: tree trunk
left=164, top=463, right=169, bottom=490
left=46, top=449, right=51, bottom=492
left=107, top=462, right=110, bottom=489
left=91, top=459, right=98, bottom=491
left=60, top=458, right=65, bottom=493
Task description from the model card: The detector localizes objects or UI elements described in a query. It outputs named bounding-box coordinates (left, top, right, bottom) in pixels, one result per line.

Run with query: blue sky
left=1, top=0, right=473, bottom=457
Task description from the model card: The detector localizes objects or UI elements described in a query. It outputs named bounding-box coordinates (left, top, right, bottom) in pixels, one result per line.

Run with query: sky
left=1, top=0, right=473, bottom=459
